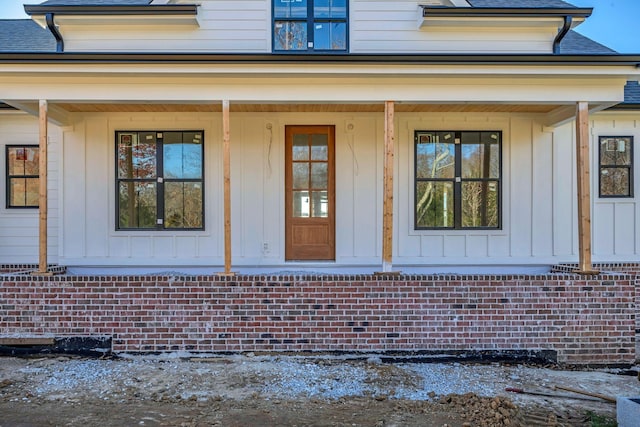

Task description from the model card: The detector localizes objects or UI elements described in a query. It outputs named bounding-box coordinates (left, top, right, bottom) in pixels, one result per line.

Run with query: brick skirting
left=0, top=272, right=635, bottom=365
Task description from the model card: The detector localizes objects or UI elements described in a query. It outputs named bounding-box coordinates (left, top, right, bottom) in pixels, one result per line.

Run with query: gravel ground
left=0, top=354, right=638, bottom=426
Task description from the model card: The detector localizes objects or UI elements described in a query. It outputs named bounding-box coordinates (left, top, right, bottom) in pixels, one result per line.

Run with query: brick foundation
left=0, top=271, right=635, bottom=365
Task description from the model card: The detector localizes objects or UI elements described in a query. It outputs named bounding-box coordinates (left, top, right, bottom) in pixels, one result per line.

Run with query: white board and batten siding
left=49, top=109, right=639, bottom=267
left=60, top=113, right=222, bottom=265
left=0, top=113, right=60, bottom=264
left=591, top=113, right=640, bottom=260
left=54, top=0, right=559, bottom=54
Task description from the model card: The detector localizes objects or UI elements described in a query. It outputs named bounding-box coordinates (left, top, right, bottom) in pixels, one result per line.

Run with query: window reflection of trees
left=415, top=131, right=500, bottom=229
left=117, top=131, right=204, bottom=229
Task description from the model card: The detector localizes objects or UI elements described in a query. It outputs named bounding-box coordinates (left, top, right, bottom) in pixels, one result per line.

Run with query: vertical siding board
left=397, top=115, right=421, bottom=258
left=0, top=114, right=59, bottom=263
left=61, top=121, right=86, bottom=260
left=531, top=124, right=554, bottom=257
left=594, top=204, right=615, bottom=255
left=84, top=117, right=111, bottom=258
left=552, top=123, right=575, bottom=256
left=338, top=120, right=356, bottom=258
left=509, top=117, right=533, bottom=257
left=615, top=203, right=636, bottom=255
left=262, top=117, right=280, bottom=262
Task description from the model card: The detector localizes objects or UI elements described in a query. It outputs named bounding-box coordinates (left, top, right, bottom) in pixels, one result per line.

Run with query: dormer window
left=273, top=0, right=348, bottom=52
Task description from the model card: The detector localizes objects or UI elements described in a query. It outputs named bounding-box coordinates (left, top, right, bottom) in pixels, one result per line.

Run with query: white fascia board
left=418, top=14, right=585, bottom=29
left=0, top=75, right=628, bottom=105
left=0, top=63, right=638, bottom=78
left=30, top=13, right=199, bottom=27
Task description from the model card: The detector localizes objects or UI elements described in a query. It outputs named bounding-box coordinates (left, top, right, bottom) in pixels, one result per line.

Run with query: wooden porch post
left=381, top=100, right=396, bottom=273
left=37, top=100, right=49, bottom=274
left=575, top=101, right=598, bottom=274
left=222, top=99, right=233, bottom=275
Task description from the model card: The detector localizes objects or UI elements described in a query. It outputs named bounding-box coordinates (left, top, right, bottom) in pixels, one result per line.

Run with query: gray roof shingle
left=468, top=0, right=578, bottom=7
left=0, top=19, right=55, bottom=52
left=38, top=0, right=151, bottom=5
left=623, top=81, right=640, bottom=105
left=559, top=30, right=617, bottom=54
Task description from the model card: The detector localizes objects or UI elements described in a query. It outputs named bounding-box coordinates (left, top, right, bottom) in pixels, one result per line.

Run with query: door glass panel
left=310, top=163, right=327, bottom=189
left=311, top=191, right=328, bottom=217
left=416, top=181, right=453, bottom=228
left=293, top=190, right=310, bottom=217
left=311, top=134, right=328, bottom=160
left=293, top=134, right=309, bottom=160
left=293, top=163, right=309, bottom=189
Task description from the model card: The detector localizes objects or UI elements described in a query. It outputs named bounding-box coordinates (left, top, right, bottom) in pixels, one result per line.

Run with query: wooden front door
left=285, top=125, right=335, bottom=261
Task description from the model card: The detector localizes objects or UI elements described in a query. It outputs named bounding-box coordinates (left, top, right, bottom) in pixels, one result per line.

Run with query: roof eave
left=421, top=7, right=593, bottom=18
left=23, top=5, right=199, bottom=16
left=0, top=53, right=638, bottom=66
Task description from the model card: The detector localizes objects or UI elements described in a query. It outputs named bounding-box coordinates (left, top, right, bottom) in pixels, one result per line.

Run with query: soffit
left=55, top=103, right=558, bottom=113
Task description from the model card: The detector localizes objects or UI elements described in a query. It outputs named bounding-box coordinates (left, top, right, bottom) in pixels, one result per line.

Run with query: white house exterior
left=0, top=0, right=639, bottom=273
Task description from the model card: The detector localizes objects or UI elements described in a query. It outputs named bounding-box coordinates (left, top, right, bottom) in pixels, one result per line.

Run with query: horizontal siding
left=57, top=0, right=558, bottom=54
left=350, top=0, right=556, bottom=53
left=0, top=113, right=59, bottom=264
left=63, top=0, right=270, bottom=53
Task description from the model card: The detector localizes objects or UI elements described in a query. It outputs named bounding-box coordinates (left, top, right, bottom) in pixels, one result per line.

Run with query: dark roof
left=623, top=81, right=640, bottom=105
left=467, top=0, right=577, bottom=7
left=559, top=30, right=617, bottom=54
left=38, top=0, right=151, bottom=5
left=0, top=19, right=55, bottom=52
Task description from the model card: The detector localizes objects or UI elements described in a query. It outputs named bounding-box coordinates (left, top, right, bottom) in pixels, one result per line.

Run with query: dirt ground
left=0, top=354, right=638, bottom=427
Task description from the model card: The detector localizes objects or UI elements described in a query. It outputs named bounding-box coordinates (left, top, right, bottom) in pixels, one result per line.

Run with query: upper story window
left=599, top=136, right=633, bottom=198
left=116, top=131, right=204, bottom=230
left=273, top=0, right=348, bottom=52
left=414, top=131, right=501, bottom=230
left=6, top=145, right=39, bottom=208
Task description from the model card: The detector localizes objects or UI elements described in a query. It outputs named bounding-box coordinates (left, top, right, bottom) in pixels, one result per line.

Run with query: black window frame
left=115, top=130, right=205, bottom=231
left=598, top=135, right=634, bottom=198
left=414, top=130, right=502, bottom=230
left=5, top=144, right=39, bottom=209
left=272, top=0, right=349, bottom=53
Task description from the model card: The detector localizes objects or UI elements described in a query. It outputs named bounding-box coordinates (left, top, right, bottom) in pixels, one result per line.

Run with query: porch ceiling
left=55, top=103, right=558, bottom=114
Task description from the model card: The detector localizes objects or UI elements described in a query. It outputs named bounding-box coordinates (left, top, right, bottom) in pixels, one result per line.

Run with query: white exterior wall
left=52, top=0, right=559, bottom=54
left=350, top=0, right=558, bottom=53
left=591, top=112, right=640, bottom=261
left=0, top=112, right=60, bottom=264
left=47, top=109, right=635, bottom=267
left=59, top=0, right=271, bottom=53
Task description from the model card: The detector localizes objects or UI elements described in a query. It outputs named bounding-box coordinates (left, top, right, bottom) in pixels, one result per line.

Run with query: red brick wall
left=0, top=273, right=635, bottom=365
